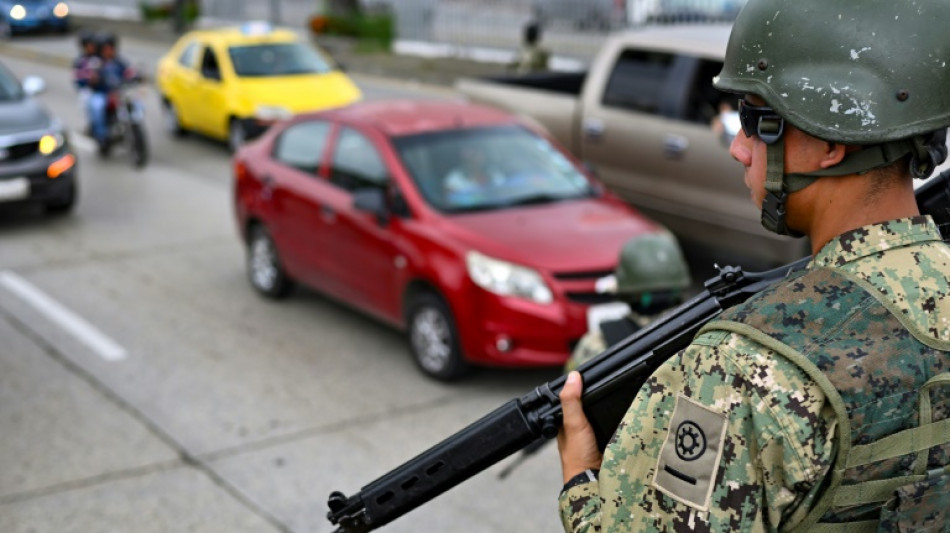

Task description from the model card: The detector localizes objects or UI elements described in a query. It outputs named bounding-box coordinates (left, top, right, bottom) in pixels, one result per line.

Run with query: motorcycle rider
left=86, top=33, right=137, bottom=155
left=565, top=231, right=691, bottom=373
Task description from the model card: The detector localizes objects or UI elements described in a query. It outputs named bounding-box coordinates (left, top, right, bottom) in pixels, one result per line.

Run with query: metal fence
left=78, top=0, right=743, bottom=63
left=388, top=0, right=743, bottom=63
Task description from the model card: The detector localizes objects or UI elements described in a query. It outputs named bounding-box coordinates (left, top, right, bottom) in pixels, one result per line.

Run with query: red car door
left=321, top=126, right=404, bottom=322
left=261, top=119, right=338, bottom=290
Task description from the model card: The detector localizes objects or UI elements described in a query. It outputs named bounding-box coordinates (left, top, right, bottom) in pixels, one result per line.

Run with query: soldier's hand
left=557, top=371, right=603, bottom=484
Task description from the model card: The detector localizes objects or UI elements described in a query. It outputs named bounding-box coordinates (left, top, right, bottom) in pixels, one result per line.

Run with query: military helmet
left=715, top=0, right=950, bottom=236
left=614, top=232, right=691, bottom=295
left=715, top=0, right=950, bottom=144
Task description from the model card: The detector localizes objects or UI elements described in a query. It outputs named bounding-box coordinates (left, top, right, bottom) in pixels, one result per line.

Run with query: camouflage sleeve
left=558, top=479, right=602, bottom=532
left=565, top=330, right=608, bottom=374
left=590, top=329, right=835, bottom=531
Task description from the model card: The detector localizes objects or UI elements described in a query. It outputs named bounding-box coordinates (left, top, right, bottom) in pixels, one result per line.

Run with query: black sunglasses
left=738, top=100, right=785, bottom=145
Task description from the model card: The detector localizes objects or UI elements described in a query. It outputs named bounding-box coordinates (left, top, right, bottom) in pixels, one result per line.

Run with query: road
left=0, top=36, right=564, bottom=533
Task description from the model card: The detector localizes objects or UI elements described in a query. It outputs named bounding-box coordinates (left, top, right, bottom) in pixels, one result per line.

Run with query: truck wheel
left=407, top=292, right=469, bottom=381
left=247, top=224, right=293, bottom=298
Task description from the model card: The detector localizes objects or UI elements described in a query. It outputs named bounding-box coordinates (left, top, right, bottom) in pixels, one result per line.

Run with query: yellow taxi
left=156, top=21, right=362, bottom=151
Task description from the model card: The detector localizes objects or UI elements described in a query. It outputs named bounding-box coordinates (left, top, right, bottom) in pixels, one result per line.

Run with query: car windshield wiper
left=504, top=193, right=569, bottom=207
left=444, top=204, right=503, bottom=214
left=279, top=68, right=318, bottom=75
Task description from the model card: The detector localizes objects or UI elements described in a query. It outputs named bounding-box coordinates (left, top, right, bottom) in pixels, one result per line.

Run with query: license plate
left=0, top=177, right=29, bottom=202
left=586, top=301, right=631, bottom=332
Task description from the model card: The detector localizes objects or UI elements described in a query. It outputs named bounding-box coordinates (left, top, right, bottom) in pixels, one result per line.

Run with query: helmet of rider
left=78, top=30, right=97, bottom=49
left=714, top=0, right=950, bottom=236
left=608, top=231, right=691, bottom=315
left=96, top=32, right=118, bottom=51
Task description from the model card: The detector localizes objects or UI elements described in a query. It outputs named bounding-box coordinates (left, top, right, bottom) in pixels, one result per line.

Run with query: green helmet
left=614, top=232, right=691, bottom=296
left=714, top=0, right=950, bottom=235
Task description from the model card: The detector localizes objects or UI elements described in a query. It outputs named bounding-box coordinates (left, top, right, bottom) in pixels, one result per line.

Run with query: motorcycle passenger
left=72, top=30, right=98, bottom=130
left=565, top=231, right=691, bottom=374
left=86, top=33, right=136, bottom=153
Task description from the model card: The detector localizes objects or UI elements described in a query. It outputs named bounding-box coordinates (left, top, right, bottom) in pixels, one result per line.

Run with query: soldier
left=510, top=20, right=550, bottom=74
left=565, top=231, right=691, bottom=374
left=556, top=0, right=950, bottom=531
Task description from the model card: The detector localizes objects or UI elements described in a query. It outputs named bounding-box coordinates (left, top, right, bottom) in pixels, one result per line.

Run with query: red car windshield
left=393, top=125, right=594, bottom=213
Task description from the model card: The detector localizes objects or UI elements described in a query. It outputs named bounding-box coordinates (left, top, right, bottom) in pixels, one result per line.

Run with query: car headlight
left=10, top=5, right=26, bottom=20
left=38, top=131, right=65, bottom=155
left=466, top=250, right=553, bottom=304
left=53, top=2, right=69, bottom=17
left=254, top=105, right=292, bottom=122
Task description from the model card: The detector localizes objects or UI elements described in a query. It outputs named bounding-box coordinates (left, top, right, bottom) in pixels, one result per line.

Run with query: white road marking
left=0, top=270, right=127, bottom=361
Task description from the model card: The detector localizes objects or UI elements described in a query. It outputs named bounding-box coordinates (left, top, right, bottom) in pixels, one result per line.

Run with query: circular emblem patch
left=675, top=421, right=707, bottom=461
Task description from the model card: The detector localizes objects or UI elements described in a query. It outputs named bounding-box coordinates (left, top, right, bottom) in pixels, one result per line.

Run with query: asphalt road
left=0, top=37, right=566, bottom=533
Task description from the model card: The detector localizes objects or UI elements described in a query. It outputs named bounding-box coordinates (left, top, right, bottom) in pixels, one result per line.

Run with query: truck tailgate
left=456, top=77, right=581, bottom=154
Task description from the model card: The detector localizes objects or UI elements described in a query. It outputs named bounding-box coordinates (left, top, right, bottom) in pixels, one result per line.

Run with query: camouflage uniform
left=567, top=312, right=654, bottom=374
left=559, top=216, right=950, bottom=532
left=566, top=231, right=691, bottom=374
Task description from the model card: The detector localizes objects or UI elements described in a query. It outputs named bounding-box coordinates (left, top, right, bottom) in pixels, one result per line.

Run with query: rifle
left=326, top=170, right=950, bottom=533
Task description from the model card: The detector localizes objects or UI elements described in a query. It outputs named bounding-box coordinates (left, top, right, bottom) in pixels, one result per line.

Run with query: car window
left=602, top=49, right=674, bottom=114
left=273, top=120, right=332, bottom=173
left=227, top=42, right=333, bottom=77
left=329, top=128, right=388, bottom=192
left=200, top=46, right=221, bottom=80
left=687, top=58, right=735, bottom=125
left=393, top=125, right=593, bottom=213
left=177, top=40, right=199, bottom=69
left=0, top=62, right=23, bottom=101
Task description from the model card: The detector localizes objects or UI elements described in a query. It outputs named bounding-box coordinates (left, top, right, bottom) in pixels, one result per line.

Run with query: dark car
left=0, top=0, right=71, bottom=37
left=233, top=99, right=677, bottom=380
left=0, top=60, right=77, bottom=213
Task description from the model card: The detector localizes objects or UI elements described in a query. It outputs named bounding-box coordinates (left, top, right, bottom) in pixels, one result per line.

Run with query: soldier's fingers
left=559, top=371, right=587, bottom=427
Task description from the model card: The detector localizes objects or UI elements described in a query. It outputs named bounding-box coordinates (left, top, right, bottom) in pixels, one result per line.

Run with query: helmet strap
left=761, top=137, right=924, bottom=237
left=787, top=138, right=918, bottom=183
left=761, top=135, right=803, bottom=237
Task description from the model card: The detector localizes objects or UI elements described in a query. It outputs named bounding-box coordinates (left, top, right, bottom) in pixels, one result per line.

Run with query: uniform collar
left=810, top=216, right=943, bottom=268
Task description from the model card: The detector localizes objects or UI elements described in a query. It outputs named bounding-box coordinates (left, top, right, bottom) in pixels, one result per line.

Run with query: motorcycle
left=97, top=77, right=148, bottom=168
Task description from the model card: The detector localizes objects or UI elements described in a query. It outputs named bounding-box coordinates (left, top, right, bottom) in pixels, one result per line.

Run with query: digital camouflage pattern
left=877, top=468, right=950, bottom=531
left=565, top=312, right=655, bottom=374
left=559, top=217, right=950, bottom=532
left=566, top=329, right=609, bottom=375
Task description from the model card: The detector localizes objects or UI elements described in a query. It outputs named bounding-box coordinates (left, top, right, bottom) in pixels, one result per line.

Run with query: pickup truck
left=456, top=24, right=810, bottom=267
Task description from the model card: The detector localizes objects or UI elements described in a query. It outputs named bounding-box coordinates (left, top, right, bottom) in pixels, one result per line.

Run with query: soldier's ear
left=819, top=142, right=848, bottom=169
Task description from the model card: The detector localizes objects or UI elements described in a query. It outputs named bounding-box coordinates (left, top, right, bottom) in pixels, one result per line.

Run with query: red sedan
left=232, top=99, right=666, bottom=380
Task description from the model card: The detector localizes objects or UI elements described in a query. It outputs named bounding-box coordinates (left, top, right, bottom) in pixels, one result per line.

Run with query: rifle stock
left=327, top=170, right=950, bottom=533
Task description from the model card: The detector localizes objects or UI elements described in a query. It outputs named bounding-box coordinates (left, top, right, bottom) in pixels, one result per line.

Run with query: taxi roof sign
left=240, top=21, right=273, bottom=36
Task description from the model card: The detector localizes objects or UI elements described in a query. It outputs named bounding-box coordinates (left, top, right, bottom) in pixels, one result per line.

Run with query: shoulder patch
left=652, top=395, right=728, bottom=512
